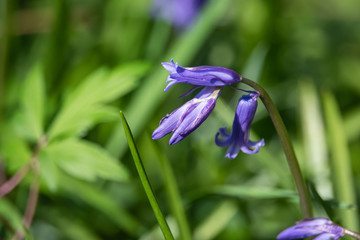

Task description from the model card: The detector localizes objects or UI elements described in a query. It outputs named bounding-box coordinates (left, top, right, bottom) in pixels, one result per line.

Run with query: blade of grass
left=145, top=19, right=172, bottom=60
left=120, top=111, right=174, bottom=240
left=151, top=141, right=192, bottom=240
left=299, top=80, right=331, bottom=197
left=322, top=90, right=359, bottom=231
left=307, top=181, right=334, bottom=220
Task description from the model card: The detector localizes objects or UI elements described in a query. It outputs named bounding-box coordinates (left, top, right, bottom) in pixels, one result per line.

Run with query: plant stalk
left=242, top=78, right=312, bottom=218
left=344, top=229, right=360, bottom=240
left=120, top=111, right=175, bottom=240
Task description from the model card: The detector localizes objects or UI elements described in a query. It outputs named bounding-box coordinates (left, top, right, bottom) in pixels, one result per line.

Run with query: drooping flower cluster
left=277, top=218, right=345, bottom=240
left=152, top=59, right=264, bottom=158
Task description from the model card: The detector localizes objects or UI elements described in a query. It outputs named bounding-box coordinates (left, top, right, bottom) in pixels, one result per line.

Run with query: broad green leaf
left=20, top=64, right=45, bottom=141
left=47, top=62, right=149, bottom=140
left=49, top=105, right=118, bottom=139
left=39, top=150, right=59, bottom=192
left=47, top=68, right=107, bottom=139
left=41, top=139, right=129, bottom=182
left=0, top=199, right=25, bottom=236
left=0, top=122, right=31, bottom=172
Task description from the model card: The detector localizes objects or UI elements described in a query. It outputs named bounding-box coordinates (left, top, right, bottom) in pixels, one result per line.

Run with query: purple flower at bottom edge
left=215, top=92, right=264, bottom=159
left=277, top=218, right=345, bottom=240
left=162, top=59, right=241, bottom=91
left=152, top=86, right=222, bottom=145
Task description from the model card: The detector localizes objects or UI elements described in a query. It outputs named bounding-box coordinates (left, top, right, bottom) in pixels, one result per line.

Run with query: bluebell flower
left=215, top=92, right=265, bottom=158
left=162, top=59, right=241, bottom=91
left=152, top=0, right=207, bottom=28
left=277, top=218, right=345, bottom=240
left=152, top=87, right=222, bottom=145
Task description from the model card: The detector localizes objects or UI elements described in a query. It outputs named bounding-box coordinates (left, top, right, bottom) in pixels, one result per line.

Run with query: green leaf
left=39, top=149, right=60, bottom=192
left=299, top=80, right=329, bottom=184
left=210, top=185, right=298, bottom=200
left=344, top=106, right=360, bottom=142
left=0, top=199, right=25, bottom=236
left=120, top=111, right=175, bottom=240
left=241, top=43, right=268, bottom=82
left=322, top=90, right=359, bottom=231
left=41, top=139, right=129, bottom=182
left=0, top=122, right=31, bottom=172
left=19, top=64, right=45, bottom=141
left=47, top=62, right=149, bottom=140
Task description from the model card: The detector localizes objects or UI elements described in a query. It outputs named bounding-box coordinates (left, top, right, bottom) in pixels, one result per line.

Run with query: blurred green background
left=1, top=0, right=360, bottom=239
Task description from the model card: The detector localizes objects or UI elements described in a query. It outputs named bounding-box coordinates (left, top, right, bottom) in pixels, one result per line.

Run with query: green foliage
left=209, top=185, right=298, bottom=200
left=48, top=62, right=149, bottom=140
left=58, top=174, right=143, bottom=235
left=0, top=199, right=24, bottom=236
left=0, top=123, right=31, bottom=172
left=323, top=91, right=359, bottom=231
left=40, top=139, right=129, bottom=189
left=19, top=64, right=45, bottom=141
left=1, top=0, right=360, bottom=239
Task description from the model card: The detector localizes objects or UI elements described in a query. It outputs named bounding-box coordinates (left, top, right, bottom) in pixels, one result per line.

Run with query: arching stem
left=242, top=78, right=313, bottom=218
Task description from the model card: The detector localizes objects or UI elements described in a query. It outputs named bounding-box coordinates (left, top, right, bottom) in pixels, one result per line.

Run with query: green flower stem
left=344, top=229, right=360, bottom=240
left=120, top=112, right=175, bottom=240
left=242, top=78, right=313, bottom=218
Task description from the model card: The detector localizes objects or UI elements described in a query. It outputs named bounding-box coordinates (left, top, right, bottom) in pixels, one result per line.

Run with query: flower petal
left=277, top=218, right=345, bottom=240
left=240, top=139, right=265, bottom=154
left=153, top=87, right=222, bottom=145
left=215, top=128, right=232, bottom=147
left=313, top=233, right=339, bottom=240
left=152, top=102, right=192, bottom=139
left=162, top=59, right=241, bottom=91
left=215, top=92, right=264, bottom=158
left=161, top=59, right=177, bottom=72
